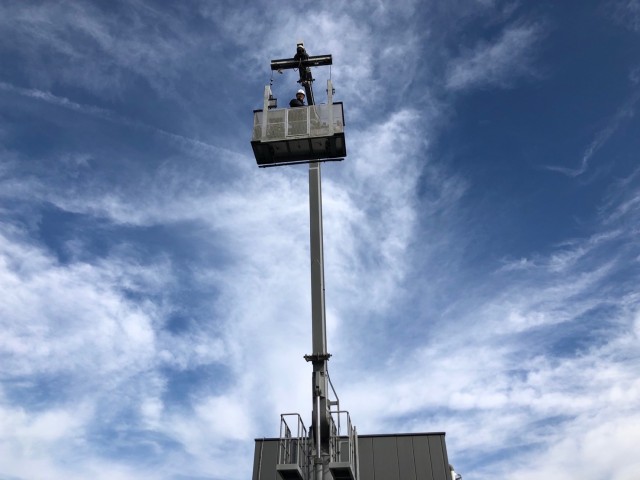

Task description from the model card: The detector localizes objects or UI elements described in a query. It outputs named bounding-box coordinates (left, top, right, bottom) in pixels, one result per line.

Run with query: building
left=252, top=433, right=453, bottom=480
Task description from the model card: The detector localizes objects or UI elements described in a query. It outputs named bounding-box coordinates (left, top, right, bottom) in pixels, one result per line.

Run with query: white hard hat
left=297, top=89, right=306, bottom=96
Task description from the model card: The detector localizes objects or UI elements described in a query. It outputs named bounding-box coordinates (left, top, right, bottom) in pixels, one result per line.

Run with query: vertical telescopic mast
left=267, top=42, right=357, bottom=480
left=271, top=41, right=333, bottom=476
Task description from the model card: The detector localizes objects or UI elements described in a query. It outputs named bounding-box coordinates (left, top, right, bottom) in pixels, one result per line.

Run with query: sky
left=1, top=0, right=639, bottom=479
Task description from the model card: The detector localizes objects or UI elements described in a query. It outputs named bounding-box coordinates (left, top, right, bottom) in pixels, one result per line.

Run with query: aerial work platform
left=247, top=41, right=459, bottom=480
left=251, top=102, right=346, bottom=167
left=251, top=78, right=346, bottom=167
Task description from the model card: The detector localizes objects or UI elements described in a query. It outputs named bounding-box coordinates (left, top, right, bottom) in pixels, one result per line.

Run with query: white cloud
left=446, top=22, right=544, bottom=91
left=325, top=164, right=640, bottom=479
left=610, top=0, right=640, bottom=32
left=2, top=2, right=639, bottom=480
left=0, top=229, right=160, bottom=378
left=0, top=2, right=200, bottom=97
left=503, top=411, right=640, bottom=480
left=0, top=82, right=230, bottom=165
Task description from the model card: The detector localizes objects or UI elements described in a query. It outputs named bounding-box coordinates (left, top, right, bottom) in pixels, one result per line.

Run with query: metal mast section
left=271, top=43, right=335, bottom=478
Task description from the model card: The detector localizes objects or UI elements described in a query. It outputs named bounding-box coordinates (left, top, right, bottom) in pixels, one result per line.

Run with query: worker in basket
left=289, top=88, right=306, bottom=107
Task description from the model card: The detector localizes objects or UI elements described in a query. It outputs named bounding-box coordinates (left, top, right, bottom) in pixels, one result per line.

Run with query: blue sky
left=1, top=1, right=640, bottom=479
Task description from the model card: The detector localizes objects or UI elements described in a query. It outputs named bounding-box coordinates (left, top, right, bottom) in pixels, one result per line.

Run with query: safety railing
left=329, top=410, right=359, bottom=480
left=277, top=413, right=310, bottom=479
left=252, top=103, right=345, bottom=143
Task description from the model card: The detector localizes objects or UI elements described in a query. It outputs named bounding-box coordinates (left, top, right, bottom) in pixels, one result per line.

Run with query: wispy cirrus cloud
left=445, top=21, right=545, bottom=91
left=336, top=170, right=640, bottom=480
left=0, top=2, right=199, bottom=98
left=0, top=81, right=230, bottom=162
left=610, top=0, right=640, bottom=32
left=545, top=89, right=640, bottom=177
left=2, top=1, right=639, bottom=480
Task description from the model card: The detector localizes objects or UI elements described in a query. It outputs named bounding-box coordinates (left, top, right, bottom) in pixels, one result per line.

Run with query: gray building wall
left=252, top=433, right=451, bottom=480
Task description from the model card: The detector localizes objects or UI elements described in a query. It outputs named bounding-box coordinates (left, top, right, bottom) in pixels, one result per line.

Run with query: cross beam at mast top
left=270, top=54, right=332, bottom=71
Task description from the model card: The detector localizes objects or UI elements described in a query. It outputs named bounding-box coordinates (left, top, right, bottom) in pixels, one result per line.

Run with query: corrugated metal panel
left=413, top=435, right=434, bottom=479
left=252, top=433, right=450, bottom=480
left=253, top=438, right=279, bottom=480
left=428, top=435, right=448, bottom=480
left=357, top=436, right=374, bottom=480
left=372, top=436, right=400, bottom=480
left=397, top=436, right=417, bottom=480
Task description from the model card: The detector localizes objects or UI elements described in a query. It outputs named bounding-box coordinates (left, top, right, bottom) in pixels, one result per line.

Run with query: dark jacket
left=289, top=98, right=305, bottom=108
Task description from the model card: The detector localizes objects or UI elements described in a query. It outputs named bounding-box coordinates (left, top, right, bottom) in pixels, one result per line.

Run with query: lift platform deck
left=251, top=102, right=346, bottom=167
